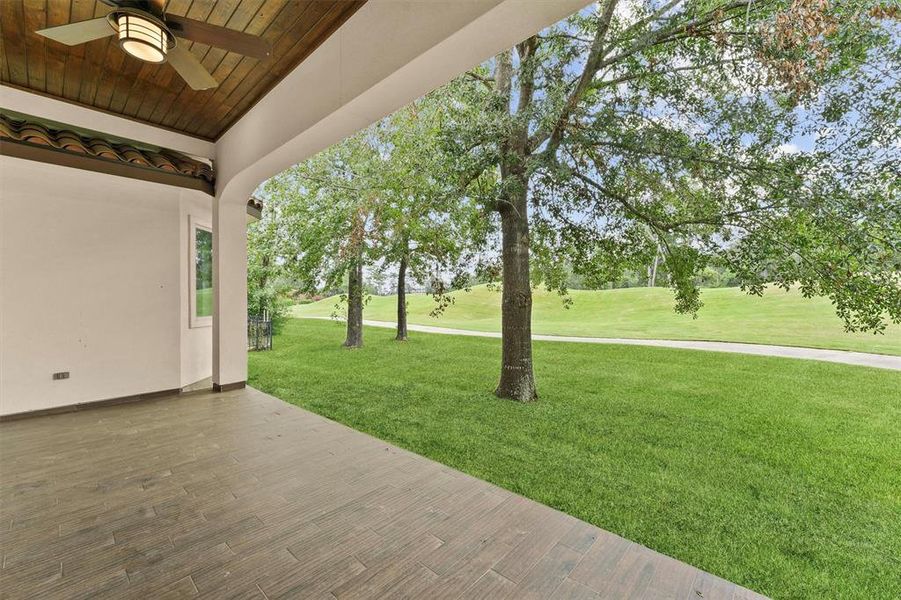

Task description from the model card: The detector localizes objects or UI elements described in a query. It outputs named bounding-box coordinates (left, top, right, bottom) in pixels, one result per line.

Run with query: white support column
left=212, top=192, right=248, bottom=391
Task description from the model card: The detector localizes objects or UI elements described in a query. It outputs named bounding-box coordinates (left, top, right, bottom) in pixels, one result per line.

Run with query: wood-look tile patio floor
left=0, top=386, right=766, bottom=599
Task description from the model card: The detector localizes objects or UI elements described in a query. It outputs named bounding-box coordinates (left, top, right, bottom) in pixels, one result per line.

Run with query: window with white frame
left=190, top=216, right=212, bottom=328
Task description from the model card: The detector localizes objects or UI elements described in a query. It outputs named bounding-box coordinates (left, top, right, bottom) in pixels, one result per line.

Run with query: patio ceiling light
left=117, top=14, right=167, bottom=64
left=35, top=1, right=272, bottom=91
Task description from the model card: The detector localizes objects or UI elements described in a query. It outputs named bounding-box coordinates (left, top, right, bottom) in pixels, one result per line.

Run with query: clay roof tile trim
left=145, top=152, right=179, bottom=172
left=86, top=139, right=120, bottom=160
left=1, top=114, right=214, bottom=184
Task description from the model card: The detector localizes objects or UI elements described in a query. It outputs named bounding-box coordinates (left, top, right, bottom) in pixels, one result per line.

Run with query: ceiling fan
left=35, top=0, right=270, bottom=91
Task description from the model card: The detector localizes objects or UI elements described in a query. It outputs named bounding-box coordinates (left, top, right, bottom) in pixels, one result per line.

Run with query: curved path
left=304, top=317, right=901, bottom=371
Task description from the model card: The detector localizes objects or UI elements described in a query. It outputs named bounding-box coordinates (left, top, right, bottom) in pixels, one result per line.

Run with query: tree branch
left=528, top=0, right=620, bottom=153
left=465, top=70, right=495, bottom=90
left=530, top=0, right=756, bottom=156
left=515, top=36, right=538, bottom=117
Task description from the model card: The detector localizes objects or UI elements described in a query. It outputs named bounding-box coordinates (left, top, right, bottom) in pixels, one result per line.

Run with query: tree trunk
left=344, top=258, right=364, bottom=348
left=395, top=252, right=408, bottom=341
left=648, top=243, right=660, bottom=287
left=495, top=185, right=537, bottom=402
left=493, top=46, right=536, bottom=401
left=259, top=254, right=270, bottom=291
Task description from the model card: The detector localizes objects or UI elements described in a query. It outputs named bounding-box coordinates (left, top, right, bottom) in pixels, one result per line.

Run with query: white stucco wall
left=0, top=156, right=211, bottom=415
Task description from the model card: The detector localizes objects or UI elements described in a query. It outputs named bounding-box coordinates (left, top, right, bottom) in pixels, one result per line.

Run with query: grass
left=196, top=287, right=212, bottom=317
left=249, top=319, right=901, bottom=599
left=292, top=285, right=901, bottom=355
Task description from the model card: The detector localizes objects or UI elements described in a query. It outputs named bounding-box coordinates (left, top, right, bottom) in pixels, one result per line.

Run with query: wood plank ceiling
left=1, top=0, right=366, bottom=140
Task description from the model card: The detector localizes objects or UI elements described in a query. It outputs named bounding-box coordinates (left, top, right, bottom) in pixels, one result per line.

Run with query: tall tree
left=246, top=201, right=293, bottom=331
left=264, top=131, right=383, bottom=349
left=261, top=99, right=492, bottom=347
left=368, top=97, right=494, bottom=341
left=442, top=0, right=900, bottom=400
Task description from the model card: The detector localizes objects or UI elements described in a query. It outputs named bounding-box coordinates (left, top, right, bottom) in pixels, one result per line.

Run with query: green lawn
left=196, top=286, right=213, bottom=317
left=249, top=319, right=901, bottom=599
left=292, top=285, right=901, bottom=355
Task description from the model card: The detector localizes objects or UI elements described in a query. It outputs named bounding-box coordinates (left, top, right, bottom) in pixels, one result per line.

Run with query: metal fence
left=248, top=312, right=272, bottom=351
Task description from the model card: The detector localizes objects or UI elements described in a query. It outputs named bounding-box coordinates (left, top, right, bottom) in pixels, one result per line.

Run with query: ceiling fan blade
left=35, top=18, right=115, bottom=46
left=167, top=45, right=218, bottom=90
left=165, top=15, right=270, bottom=59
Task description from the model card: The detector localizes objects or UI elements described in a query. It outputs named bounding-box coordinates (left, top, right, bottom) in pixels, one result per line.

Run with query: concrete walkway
left=305, top=317, right=901, bottom=371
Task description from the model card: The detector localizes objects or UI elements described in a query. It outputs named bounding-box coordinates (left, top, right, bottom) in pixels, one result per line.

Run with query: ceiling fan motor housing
left=107, top=8, right=175, bottom=64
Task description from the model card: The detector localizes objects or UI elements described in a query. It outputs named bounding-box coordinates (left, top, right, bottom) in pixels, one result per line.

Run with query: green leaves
left=253, top=92, right=495, bottom=305
left=441, top=0, right=899, bottom=330
left=252, top=0, right=899, bottom=336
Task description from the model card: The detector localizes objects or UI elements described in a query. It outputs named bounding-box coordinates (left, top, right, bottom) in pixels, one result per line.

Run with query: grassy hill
left=292, top=285, right=901, bottom=355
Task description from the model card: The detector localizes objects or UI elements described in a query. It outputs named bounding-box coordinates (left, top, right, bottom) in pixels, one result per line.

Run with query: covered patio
left=2, top=1, right=768, bottom=597
left=2, top=0, right=595, bottom=411
left=0, top=386, right=764, bottom=599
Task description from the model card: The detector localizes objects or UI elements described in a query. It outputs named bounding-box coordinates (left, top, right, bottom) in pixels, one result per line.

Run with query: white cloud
left=776, top=143, right=801, bottom=155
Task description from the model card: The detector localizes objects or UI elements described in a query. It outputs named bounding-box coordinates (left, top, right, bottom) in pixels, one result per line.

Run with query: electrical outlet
left=52, top=371, right=70, bottom=380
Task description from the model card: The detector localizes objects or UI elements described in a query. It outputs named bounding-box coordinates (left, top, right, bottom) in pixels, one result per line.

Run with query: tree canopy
left=251, top=0, right=899, bottom=399
left=429, top=0, right=901, bottom=399
left=257, top=98, right=493, bottom=344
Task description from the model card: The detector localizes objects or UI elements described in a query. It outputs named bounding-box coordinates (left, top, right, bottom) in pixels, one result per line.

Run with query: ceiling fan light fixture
left=117, top=14, right=167, bottom=64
